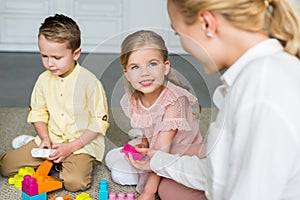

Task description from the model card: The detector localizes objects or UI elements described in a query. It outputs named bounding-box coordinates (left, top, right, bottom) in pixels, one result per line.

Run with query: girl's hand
left=48, top=142, right=74, bottom=163
left=125, top=153, right=152, bottom=171
left=125, top=148, right=158, bottom=171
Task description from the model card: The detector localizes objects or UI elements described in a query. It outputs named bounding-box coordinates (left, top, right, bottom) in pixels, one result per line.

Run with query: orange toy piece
left=49, top=195, right=72, bottom=200
left=32, top=159, right=62, bottom=194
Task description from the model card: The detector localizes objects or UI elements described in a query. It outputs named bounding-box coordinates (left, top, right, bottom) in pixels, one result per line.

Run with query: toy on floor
left=99, top=179, right=109, bottom=200
left=121, top=143, right=144, bottom=160
left=8, top=166, right=35, bottom=188
left=109, top=192, right=135, bottom=200
left=31, top=148, right=56, bottom=158
left=49, top=195, right=71, bottom=200
left=21, top=159, right=62, bottom=200
left=75, top=192, right=92, bottom=200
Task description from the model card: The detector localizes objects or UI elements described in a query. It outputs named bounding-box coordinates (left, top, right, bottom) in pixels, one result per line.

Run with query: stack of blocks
left=99, top=178, right=135, bottom=200
left=21, top=160, right=62, bottom=200
left=8, top=166, right=35, bottom=188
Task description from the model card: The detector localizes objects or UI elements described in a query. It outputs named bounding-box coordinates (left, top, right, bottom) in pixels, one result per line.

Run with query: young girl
left=105, top=30, right=206, bottom=200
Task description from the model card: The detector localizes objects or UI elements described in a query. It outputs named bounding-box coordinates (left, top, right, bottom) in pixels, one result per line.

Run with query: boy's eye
left=54, top=57, right=62, bottom=60
left=174, top=31, right=179, bottom=36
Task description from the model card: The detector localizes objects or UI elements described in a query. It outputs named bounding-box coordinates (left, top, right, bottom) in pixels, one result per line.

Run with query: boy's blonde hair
left=120, top=30, right=187, bottom=97
left=169, top=0, right=300, bottom=58
left=38, top=14, right=81, bottom=52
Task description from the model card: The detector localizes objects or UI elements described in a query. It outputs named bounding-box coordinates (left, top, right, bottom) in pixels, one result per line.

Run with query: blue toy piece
left=21, top=191, right=47, bottom=200
left=99, top=179, right=109, bottom=200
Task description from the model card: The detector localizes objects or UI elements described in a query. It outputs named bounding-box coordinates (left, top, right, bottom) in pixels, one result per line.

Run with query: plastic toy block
left=31, top=159, right=62, bottom=193
left=109, top=192, right=135, bottom=200
left=121, top=143, right=143, bottom=160
left=49, top=195, right=71, bottom=200
left=22, top=175, right=38, bottom=196
left=8, top=167, right=35, bottom=188
left=21, top=191, right=46, bottom=200
left=75, top=192, right=92, bottom=200
left=31, top=148, right=56, bottom=158
left=99, top=179, right=108, bottom=200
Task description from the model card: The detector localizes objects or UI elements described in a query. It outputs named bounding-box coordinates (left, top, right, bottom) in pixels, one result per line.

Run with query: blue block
left=99, top=179, right=108, bottom=200
left=22, top=191, right=47, bottom=200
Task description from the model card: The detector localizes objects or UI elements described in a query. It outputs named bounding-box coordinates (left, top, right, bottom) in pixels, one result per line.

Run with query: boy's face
left=38, top=34, right=81, bottom=78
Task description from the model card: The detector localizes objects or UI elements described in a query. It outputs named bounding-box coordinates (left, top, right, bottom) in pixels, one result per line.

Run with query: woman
left=126, top=0, right=300, bottom=199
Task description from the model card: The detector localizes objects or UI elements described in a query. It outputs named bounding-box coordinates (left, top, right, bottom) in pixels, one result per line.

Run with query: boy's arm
left=33, top=121, right=51, bottom=149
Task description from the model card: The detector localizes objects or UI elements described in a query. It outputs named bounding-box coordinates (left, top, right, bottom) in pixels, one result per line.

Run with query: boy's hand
left=48, top=138, right=83, bottom=163
left=39, top=138, right=51, bottom=149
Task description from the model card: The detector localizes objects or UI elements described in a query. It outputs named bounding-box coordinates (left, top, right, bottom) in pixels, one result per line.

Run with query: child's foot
left=12, top=135, right=35, bottom=149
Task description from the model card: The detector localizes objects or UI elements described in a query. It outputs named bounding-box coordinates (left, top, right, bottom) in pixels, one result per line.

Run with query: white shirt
left=151, top=39, right=300, bottom=200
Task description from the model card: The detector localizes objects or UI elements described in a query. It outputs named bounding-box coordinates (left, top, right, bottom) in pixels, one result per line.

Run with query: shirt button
left=60, top=93, right=63, bottom=96
left=61, top=80, right=63, bottom=83
left=61, top=113, right=64, bottom=117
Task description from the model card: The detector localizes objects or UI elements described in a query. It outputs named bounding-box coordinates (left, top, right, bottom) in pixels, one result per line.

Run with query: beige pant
left=158, top=178, right=207, bottom=200
left=0, top=141, right=95, bottom=192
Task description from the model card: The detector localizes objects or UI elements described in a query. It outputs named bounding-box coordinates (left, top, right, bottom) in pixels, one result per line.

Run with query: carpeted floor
left=0, top=107, right=215, bottom=199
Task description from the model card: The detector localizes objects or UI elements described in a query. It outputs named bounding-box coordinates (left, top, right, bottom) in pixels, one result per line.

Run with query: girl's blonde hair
left=120, top=30, right=187, bottom=97
left=169, top=0, right=300, bottom=58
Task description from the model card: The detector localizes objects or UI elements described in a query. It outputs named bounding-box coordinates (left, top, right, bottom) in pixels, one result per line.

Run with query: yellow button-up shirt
left=27, top=63, right=109, bottom=161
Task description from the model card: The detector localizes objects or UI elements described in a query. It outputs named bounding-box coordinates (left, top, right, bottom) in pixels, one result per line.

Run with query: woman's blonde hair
left=120, top=30, right=187, bottom=98
left=169, top=0, right=300, bottom=58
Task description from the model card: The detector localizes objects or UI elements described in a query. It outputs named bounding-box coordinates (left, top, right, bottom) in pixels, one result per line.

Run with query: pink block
left=22, top=175, right=38, bottom=196
left=121, top=143, right=143, bottom=160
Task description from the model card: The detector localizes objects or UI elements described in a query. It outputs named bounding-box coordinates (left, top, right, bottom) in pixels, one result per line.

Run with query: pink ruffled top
left=121, top=81, right=204, bottom=192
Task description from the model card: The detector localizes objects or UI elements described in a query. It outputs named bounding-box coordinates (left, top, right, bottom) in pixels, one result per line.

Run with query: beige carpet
left=0, top=107, right=215, bottom=199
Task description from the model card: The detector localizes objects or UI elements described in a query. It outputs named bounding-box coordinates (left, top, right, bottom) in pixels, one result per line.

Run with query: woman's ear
left=73, top=47, right=81, bottom=61
left=198, top=11, right=217, bottom=37
left=164, top=60, right=171, bottom=75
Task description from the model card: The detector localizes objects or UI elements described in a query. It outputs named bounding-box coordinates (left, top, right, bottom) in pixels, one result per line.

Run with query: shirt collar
left=221, top=39, right=284, bottom=89
left=57, top=62, right=81, bottom=80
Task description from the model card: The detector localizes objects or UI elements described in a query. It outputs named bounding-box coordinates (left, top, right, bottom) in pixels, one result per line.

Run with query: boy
left=0, top=14, right=109, bottom=192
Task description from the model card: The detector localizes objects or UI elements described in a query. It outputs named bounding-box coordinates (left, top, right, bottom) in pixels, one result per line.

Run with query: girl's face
left=124, top=48, right=170, bottom=96
left=38, top=34, right=81, bottom=78
left=167, top=0, right=219, bottom=74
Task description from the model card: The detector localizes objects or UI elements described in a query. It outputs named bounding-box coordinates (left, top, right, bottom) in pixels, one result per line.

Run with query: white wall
left=0, top=0, right=183, bottom=53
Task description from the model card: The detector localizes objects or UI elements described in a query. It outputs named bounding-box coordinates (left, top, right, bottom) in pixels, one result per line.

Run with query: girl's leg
left=105, top=147, right=139, bottom=186
left=158, top=178, right=207, bottom=200
left=59, top=153, right=94, bottom=192
left=0, top=141, right=43, bottom=177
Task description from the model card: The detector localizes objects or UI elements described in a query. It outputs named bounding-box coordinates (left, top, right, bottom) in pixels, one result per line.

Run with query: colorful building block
left=121, top=143, right=144, bottom=160
left=99, top=179, right=108, bottom=200
left=31, top=159, right=62, bottom=194
left=109, top=192, right=135, bottom=200
left=75, top=192, right=92, bottom=200
left=22, top=175, right=38, bottom=196
left=49, top=195, right=72, bottom=200
left=21, top=191, right=46, bottom=200
left=8, top=166, right=35, bottom=188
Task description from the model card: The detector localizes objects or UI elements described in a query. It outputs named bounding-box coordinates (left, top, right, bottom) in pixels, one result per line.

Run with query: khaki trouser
left=158, top=178, right=207, bottom=200
left=0, top=141, right=95, bottom=192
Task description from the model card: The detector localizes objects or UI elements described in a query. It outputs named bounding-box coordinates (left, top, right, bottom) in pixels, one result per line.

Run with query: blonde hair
left=169, top=0, right=300, bottom=58
left=38, top=14, right=81, bottom=52
left=120, top=30, right=188, bottom=97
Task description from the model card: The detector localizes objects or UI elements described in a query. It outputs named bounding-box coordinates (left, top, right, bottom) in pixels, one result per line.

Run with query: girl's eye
left=148, top=62, right=158, bottom=67
left=131, top=65, right=139, bottom=70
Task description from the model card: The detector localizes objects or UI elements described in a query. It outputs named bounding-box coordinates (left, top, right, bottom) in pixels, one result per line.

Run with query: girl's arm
left=137, top=129, right=177, bottom=200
